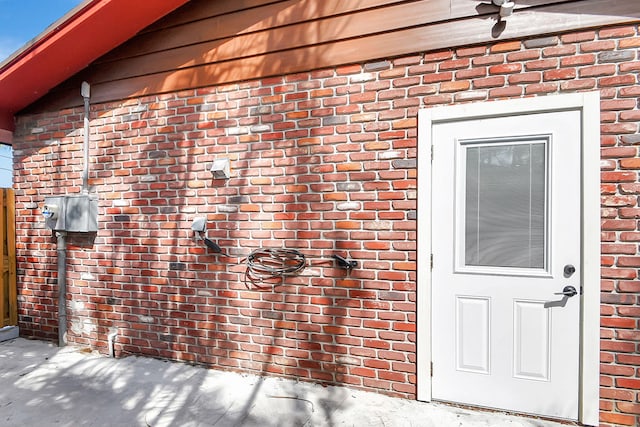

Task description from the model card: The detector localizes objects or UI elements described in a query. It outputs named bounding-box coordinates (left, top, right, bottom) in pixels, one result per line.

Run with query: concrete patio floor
left=0, top=338, right=571, bottom=427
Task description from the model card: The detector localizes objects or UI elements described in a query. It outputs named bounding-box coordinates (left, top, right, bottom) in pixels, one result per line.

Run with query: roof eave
left=0, top=0, right=189, bottom=133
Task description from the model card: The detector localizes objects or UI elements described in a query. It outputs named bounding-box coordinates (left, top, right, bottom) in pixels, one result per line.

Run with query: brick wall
left=13, top=24, right=640, bottom=426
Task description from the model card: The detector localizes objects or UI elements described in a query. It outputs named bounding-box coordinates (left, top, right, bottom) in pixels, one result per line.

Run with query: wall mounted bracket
left=332, top=255, right=358, bottom=270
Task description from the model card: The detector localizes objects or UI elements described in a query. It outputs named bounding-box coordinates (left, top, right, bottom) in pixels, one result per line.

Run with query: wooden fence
left=0, top=189, right=16, bottom=327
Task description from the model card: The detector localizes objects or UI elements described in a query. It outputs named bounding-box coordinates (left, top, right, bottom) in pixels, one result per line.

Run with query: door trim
left=417, top=92, right=600, bottom=426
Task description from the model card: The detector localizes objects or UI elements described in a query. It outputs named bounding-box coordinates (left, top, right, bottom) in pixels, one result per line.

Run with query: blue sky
left=0, top=0, right=83, bottom=62
left=0, top=1, right=83, bottom=186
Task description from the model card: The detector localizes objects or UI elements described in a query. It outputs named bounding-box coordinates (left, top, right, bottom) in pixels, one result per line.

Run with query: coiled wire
left=245, top=248, right=307, bottom=287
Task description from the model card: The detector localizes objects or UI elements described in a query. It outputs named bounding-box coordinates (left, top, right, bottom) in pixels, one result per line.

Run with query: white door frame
left=416, top=92, right=600, bottom=426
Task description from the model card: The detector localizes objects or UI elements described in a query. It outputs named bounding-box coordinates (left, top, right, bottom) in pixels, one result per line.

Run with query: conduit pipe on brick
left=57, top=231, right=67, bottom=347
left=81, top=81, right=90, bottom=194
left=51, top=82, right=93, bottom=347
left=107, top=328, right=118, bottom=358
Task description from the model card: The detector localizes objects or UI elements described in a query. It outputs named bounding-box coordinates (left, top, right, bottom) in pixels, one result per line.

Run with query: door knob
left=555, top=285, right=578, bottom=297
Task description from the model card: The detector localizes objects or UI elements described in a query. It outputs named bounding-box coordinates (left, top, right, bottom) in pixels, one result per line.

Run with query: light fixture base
left=500, top=1, right=515, bottom=17
left=210, top=158, right=231, bottom=179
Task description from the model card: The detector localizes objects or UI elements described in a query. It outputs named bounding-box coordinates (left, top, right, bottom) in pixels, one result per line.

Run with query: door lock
left=563, top=264, right=576, bottom=277
left=555, top=285, right=578, bottom=298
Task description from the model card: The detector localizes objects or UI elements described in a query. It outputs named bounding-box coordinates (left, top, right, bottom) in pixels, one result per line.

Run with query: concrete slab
left=0, top=326, right=18, bottom=342
left=0, top=338, right=571, bottom=427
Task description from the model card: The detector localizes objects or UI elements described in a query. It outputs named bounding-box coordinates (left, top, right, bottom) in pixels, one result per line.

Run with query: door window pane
left=464, top=142, right=546, bottom=269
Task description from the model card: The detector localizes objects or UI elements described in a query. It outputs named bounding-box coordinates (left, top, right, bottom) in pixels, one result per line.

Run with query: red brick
left=393, top=55, right=422, bottom=66
left=422, top=72, right=453, bottom=84
left=620, top=111, right=640, bottom=121
left=544, top=68, right=576, bottom=81
left=439, top=58, right=470, bottom=71
left=601, top=219, right=637, bottom=231
left=601, top=317, right=636, bottom=328
left=489, top=86, right=523, bottom=98
left=617, top=354, right=640, bottom=365
left=618, top=206, right=640, bottom=219
left=560, top=54, right=596, bottom=67
left=601, top=172, right=637, bottom=183
left=473, top=76, right=505, bottom=89
left=525, top=83, right=558, bottom=94
left=599, top=75, right=637, bottom=87
left=456, top=46, right=487, bottom=57
left=600, top=412, right=637, bottom=426
left=423, top=94, right=452, bottom=105
left=601, top=123, right=639, bottom=134
left=13, top=26, right=640, bottom=410
left=600, top=26, right=637, bottom=38
left=620, top=232, right=640, bottom=242
left=506, top=50, right=540, bottom=62
left=439, top=81, right=470, bottom=92
left=543, top=45, right=577, bottom=57
left=601, top=340, right=636, bottom=353
left=600, top=387, right=635, bottom=401
left=336, top=64, right=362, bottom=75
left=601, top=364, right=636, bottom=376
left=579, top=64, right=616, bottom=77
left=393, top=76, right=421, bottom=88
left=602, top=244, right=638, bottom=256
left=619, top=37, right=640, bottom=48
left=620, top=159, right=640, bottom=169
left=455, top=68, right=486, bottom=79
left=618, top=281, right=640, bottom=292
left=407, top=64, right=437, bottom=75
left=525, top=59, right=558, bottom=70
left=508, top=72, right=541, bottom=84
left=601, top=195, right=636, bottom=206
left=617, top=402, right=640, bottom=415
left=423, top=50, right=453, bottom=62
left=617, top=330, right=640, bottom=341
left=490, top=41, right=521, bottom=52
left=488, top=63, right=522, bottom=75
left=472, top=54, right=504, bottom=66
left=619, top=86, right=640, bottom=98
left=581, top=40, right=616, bottom=52
left=601, top=99, right=637, bottom=111
left=599, top=112, right=616, bottom=124
left=560, top=31, right=596, bottom=43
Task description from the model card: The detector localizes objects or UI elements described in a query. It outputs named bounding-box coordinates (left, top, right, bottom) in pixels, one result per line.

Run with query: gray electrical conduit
left=57, top=231, right=67, bottom=347
left=57, top=82, right=90, bottom=347
left=81, top=81, right=90, bottom=194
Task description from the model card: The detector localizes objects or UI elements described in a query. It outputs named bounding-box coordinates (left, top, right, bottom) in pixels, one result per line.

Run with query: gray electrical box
left=44, top=195, right=98, bottom=232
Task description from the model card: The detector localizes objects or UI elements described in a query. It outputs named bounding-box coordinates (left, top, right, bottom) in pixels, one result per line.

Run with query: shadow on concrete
left=0, top=338, right=571, bottom=427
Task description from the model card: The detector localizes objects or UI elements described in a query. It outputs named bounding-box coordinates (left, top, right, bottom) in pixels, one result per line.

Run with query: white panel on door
left=456, top=296, right=490, bottom=374
left=513, top=300, right=551, bottom=381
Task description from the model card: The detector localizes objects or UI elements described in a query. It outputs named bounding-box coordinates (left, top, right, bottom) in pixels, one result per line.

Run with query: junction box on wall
left=43, top=195, right=98, bottom=232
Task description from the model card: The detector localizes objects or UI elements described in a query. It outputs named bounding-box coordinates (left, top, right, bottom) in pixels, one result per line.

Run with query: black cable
left=245, top=248, right=307, bottom=287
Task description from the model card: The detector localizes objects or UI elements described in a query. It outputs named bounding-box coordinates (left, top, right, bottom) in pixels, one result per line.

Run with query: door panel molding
left=417, top=92, right=600, bottom=426
left=513, top=299, right=551, bottom=382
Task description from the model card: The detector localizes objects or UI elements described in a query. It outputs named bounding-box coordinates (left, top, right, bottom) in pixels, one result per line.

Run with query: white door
left=431, top=110, right=581, bottom=420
